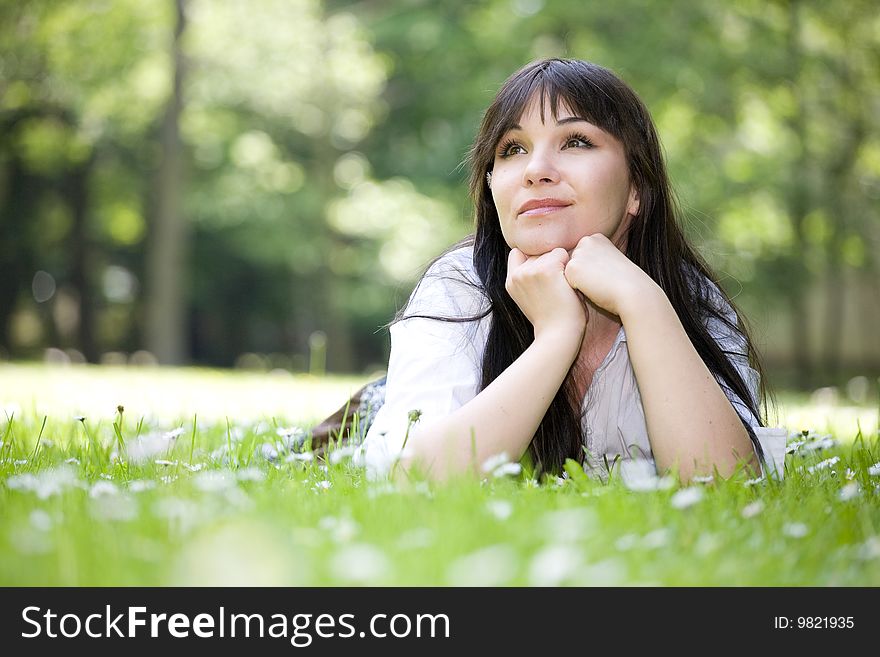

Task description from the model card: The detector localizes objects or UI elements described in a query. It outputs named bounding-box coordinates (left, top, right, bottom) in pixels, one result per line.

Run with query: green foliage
left=0, top=0, right=877, bottom=376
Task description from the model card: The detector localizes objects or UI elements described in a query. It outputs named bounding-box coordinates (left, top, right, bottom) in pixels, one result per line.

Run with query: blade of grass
left=2, top=412, right=15, bottom=459
left=30, top=415, right=48, bottom=460
left=112, top=406, right=126, bottom=458
left=189, top=414, right=198, bottom=463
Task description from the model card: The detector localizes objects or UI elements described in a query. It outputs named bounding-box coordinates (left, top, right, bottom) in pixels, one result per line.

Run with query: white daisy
left=89, top=481, right=119, bottom=498
left=528, top=545, right=582, bottom=586
left=642, top=528, right=671, bottom=549
left=236, top=467, right=266, bottom=482
left=329, top=445, right=358, bottom=465
left=807, top=456, right=840, bottom=473
left=6, top=466, right=82, bottom=499
left=670, top=487, right=704, bottom=509
left=783, top=522, right=809, bottom=538
left=480, top=452, right=512, bottom=473
left=619, top=459, right=673, bottom=492
left=285, top=451, right=314, bottom=463
left=329, top=544, right=391, bottom=584
left=492, top=462, right=522, bottom=478
left=446, top=545, right=518, bottom=586
left=839, top=482, right=861, bottom=501
left=485, top=500, right=513, bottom=521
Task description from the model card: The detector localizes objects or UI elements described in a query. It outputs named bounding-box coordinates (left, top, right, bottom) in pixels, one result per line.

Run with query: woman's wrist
left=533, top=322, right=585, bottom=357
left=617, top=278, right=670, bottom=325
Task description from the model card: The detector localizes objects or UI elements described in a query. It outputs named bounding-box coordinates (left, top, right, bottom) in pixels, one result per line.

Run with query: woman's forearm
left=619, top=283, right=760, bottom=481
left=398, top=327, right=582, bottom=482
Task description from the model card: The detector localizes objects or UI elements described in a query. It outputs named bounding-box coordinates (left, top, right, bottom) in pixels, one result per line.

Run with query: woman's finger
left=507, top=247, right=527, bottom=272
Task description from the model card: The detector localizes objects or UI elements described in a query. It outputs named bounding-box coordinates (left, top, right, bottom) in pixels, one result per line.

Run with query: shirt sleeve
left=363, top=250, right=489, bottom=478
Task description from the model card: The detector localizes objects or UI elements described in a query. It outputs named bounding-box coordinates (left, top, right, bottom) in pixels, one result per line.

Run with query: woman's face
left=489, top=96, right=639, bottom=256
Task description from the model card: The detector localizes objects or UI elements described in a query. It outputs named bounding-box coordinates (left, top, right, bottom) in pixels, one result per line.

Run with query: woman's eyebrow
left=556, top=116, right=590, bottom=125
left=506, top=116, right=591, bottom=131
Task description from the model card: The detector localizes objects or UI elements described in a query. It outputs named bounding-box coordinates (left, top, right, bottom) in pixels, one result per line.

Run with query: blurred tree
left=694, top=0, right=879, bottom=384
left=181, top=0, right=391, bottom=370
left=145, top=0, right=187, bottom=365
left=0, top=0, right=171, bottom=361
left=0, top=0, right=876, bottom=381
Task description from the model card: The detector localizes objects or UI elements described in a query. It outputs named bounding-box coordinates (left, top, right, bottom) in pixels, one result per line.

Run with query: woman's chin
left=515, top=238, right=577, bottom=257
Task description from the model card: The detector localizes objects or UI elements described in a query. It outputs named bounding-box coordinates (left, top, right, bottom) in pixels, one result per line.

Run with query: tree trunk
left=145, top=0, right=188, bottom=364
left=0, top=158, right=36, bottom=354
left=318, top=263, right=355, bottom=372
left=66, top=158, right=98, bottom=361
left=822, top=255, right=844, bottom=381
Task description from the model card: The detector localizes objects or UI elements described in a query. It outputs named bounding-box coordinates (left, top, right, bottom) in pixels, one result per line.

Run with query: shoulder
left=404, top=243, right=489, bottom=319
left=421, top=243, right=479, bottom=286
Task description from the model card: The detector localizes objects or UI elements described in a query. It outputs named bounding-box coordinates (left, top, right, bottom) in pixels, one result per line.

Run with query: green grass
left=1, top=362, right=879, bottom=586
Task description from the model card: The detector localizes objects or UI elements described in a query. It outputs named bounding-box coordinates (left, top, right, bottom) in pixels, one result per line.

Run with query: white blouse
left=363, top=245, right=785, bottom=480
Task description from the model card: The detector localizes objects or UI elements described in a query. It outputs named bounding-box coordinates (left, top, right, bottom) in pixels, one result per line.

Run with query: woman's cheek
left=498, top=221, right=515, bottom=249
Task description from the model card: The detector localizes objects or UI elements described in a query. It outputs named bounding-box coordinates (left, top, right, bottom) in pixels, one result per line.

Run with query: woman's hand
left=563, top=234, right=659, bottom=318
left=506, top=247, right=586, bottom=341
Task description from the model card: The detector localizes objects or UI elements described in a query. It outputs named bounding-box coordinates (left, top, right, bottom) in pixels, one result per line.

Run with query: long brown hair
left=399, top=59, right=768, bottom=478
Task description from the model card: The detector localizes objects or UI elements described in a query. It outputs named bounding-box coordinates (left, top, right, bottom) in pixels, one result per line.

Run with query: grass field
left=1, top=362, right=878, bottom=586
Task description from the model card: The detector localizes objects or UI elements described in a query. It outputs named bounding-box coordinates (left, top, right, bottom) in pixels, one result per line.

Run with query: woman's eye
left=499, top=141, right=525, bottom=157
left=565, top=136, right=594, bottom=149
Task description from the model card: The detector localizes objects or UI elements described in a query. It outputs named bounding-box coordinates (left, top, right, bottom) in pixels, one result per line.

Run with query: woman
left=324, top=58, right=777, bottom=484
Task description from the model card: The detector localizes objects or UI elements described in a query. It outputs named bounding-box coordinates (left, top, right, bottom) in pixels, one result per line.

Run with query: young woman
left=329, top=58, right=777, bottom=483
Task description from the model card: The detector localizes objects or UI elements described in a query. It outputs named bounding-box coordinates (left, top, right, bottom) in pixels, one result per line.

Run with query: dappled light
left=0, top=0, right=876, bottom=380
left=1, top=0, right=879, bottom=596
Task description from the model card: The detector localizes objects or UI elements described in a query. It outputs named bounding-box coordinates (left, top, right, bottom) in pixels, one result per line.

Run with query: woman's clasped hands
left=505, top=233, right=658, bottom=341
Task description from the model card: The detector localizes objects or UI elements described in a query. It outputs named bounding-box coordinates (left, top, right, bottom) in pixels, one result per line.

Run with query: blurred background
left=1, top=0, right=878, bottom=394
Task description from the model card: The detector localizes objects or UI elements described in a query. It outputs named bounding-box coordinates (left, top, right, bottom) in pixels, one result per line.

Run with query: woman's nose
left=522, top=150, right=559, bottom=186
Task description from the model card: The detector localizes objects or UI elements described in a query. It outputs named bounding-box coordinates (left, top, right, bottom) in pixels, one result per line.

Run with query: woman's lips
left=517, top=198, right=572, bottom=217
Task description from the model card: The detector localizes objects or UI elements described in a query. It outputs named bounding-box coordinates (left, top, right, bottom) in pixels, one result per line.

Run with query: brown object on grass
left=308, top=382, right=371, bottom=454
